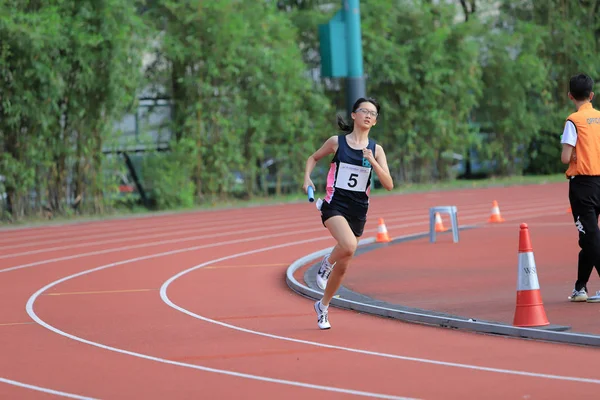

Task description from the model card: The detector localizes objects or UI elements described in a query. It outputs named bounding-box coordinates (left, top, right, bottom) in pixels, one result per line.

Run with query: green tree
left=475, top=19, right=552, bottom=175
left=0, top=0, right=146, bottom=221
left=498, top=0, right=600, bottom=175
left=361, top=0, right=483, bottom=183
left=142, top=0, right=331, bottom=204
left=0, top=1, right=63, bottom=219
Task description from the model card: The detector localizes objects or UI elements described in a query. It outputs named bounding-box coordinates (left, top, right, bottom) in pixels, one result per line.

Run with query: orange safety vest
left=565, top=102, right=600, bottom=177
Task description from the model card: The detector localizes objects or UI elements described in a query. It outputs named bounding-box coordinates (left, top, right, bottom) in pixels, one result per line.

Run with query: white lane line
left=0, top=217, right=317, bottom=260
left=25, top=237, right=414, bottom=400
left=0, top=205, right=301, bottom=245
left=0, top=227, right=323, bottom=273
left=19, top=205, right=583, bottom=399
left=24, top=224, right=600, bottom=391
left=0, top=196, right=563, bottom=254
left=0, top=207, right=305, bottom=251
left=0, top=376, right=96, bottom=399
left=0, top=201, right=566, bottom=273
left=158, top=242, right=600, bottom=385
left=5, top=196, right=570, bottom=397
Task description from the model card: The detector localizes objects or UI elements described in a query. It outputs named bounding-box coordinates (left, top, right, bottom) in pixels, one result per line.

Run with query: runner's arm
left=371, top=144, right=394, bottom=191
left=305, top=136, right=338, bottom=177
left=304, top=136, right=338, bottom=192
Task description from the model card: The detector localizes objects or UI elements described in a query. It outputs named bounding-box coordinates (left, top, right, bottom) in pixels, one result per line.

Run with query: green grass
left=370, top=173, right=567, bottom=196
left=0, top=173, right=566, bottom=229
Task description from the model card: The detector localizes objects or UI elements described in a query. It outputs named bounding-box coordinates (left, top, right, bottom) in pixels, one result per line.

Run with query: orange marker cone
left=434, top=212, right=447, bottom=232
left=376, top=218, right=391, bottom=243
left=513, top=223, right=549, bottom=327
left=488, top=200, right=505, bottom=223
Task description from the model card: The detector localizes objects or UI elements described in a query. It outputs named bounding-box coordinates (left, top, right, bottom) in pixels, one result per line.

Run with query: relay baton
left=307, top=186, right=315, bottom=202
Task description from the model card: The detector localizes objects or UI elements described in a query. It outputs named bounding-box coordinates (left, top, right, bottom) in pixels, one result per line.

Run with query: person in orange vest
left=560, top=73, right=600, bottom=303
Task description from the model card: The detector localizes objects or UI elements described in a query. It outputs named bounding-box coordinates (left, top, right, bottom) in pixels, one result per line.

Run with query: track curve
left=2, top=182, right=598, bottom=400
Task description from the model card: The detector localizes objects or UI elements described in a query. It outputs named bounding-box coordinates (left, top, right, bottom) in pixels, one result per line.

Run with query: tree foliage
left=2, top=0, right=598, bottom=221
left=0, top=0, right=145, bottom=220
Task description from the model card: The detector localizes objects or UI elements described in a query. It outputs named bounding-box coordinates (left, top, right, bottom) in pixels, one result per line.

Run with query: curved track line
left=0, top=204, right=301, bottom=244
left=0, top=376, right=95, bottom=399
left=0, top=227, right=323, bottom=273
left=158, top=242, right=600, bottom=385
left=0, top=196, right=554, bottom=259
left=0, top=216, right=318, bottom=260
left=22, top=228, right=600, bottom=388
left=0, top=207, right=432, bottom=258
left=25, top=238, right=414, bottom=400
left=285, top=237, right=600, bottom=347
left=0, top=206, right=309, bottom=251
left=0, top=201, right=567, bottom=273
left=8, top=187, right=572, bottom=399
left=0, top=196, right=563, bottom=254
left=0, top=185, right=568, bottom=246
left=15, top=196, right=573, bottom=396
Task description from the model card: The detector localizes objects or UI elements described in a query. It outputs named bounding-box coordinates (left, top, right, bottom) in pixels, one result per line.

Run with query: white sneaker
left=316, top=254, right=334, bottom=290
left=314, top=300, right=331, bottom=330
left=587, top=290, right=600, bottom=303
left=568, top=288, right=588, bottom=302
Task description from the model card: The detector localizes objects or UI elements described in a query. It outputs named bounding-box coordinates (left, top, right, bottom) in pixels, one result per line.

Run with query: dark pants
left=569, top=176, right=600, bottom=291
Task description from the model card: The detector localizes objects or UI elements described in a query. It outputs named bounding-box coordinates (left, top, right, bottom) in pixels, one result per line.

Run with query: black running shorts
left=320, top=200, right=367, bottom=237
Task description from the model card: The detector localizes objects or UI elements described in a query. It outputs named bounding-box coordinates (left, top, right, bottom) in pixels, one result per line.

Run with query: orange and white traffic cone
left=488, top=200, right=505, bottom=223
left=513, top=223, right=549, bottom=327
left=434, top=212, right=447, bottom=232
left=376, top=218, right=391, bottom=243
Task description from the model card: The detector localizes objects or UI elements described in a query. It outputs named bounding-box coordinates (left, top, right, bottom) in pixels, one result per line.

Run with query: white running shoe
left=568, top=288, right=588, bottom=302
left=316, top=254, right=334, bottom=290
left=587, top=290, right=600, bottom=303
left=314, top=300, right=331, bottom=330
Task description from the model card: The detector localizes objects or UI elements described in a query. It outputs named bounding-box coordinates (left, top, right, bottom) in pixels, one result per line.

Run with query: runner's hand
left=303, top=178, right=315, bottom=194
left=363, top=148, right=375, bottom=164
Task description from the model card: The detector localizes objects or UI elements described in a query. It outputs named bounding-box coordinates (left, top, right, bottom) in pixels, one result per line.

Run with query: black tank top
left=324, top=134, right=376, bottom=216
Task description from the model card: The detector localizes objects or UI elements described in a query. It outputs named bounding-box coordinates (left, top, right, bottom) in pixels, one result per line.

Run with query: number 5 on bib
left=335, top=162, right=370, bottom=192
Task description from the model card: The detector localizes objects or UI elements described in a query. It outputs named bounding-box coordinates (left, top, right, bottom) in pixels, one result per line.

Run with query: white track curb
left=285, top=231, right=600, bottom=348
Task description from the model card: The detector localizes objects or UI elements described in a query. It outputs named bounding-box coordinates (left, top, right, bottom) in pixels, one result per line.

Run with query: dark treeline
left=1, top=0, right=598, bottom=221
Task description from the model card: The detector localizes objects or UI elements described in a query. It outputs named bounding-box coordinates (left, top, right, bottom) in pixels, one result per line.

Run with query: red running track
left=0, top=181, right=599, bottom=400
left=344, top=213, right=600, bottom=336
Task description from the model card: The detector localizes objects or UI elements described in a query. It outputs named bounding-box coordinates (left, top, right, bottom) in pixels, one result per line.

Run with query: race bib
left=335, top=162, right=370, bottom=192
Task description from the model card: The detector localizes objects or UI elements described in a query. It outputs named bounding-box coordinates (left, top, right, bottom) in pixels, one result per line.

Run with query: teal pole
left=344, top=0, right=366, bottom=117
